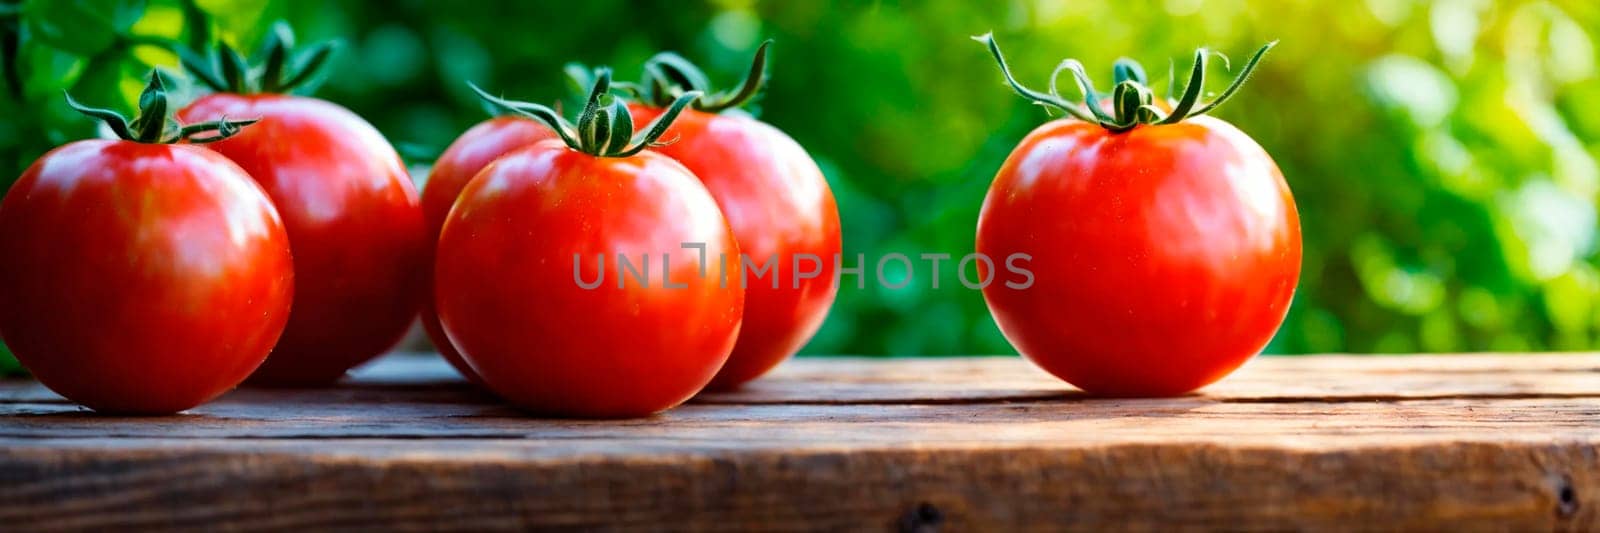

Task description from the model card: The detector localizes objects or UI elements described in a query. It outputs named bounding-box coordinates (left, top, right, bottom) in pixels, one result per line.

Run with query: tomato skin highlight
left=178, top=94, right=425, bottom=386
left=420, top=117, right=555, bottom=384
left=435, top=141, right=744, bottom=418
left=0, top=140, right=294, bottom=414
left=977, top=116, right=1301, bottom=397
left=630, top=105, right=841, bottom=390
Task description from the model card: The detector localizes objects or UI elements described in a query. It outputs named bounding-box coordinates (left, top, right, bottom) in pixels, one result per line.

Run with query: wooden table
left=0, top=353, right=1595, bottom=531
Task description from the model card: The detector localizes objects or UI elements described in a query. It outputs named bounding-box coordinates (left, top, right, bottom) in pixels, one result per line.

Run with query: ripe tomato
left=0, top=75, right=293, bottom=414
left=177, top=34, right=425, bottom=385
left=421, top=117, right=554, bottom=384
left=974, top=36, right=1300, bottom=396
left=626, top=43, right=841, bottom=390
left=437, top=73, right=743, bottom=417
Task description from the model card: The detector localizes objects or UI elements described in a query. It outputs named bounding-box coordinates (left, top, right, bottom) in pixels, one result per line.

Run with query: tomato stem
left=975, top=33, right=1276, bottom=132
left=468, top=68, right=701, bottom=158
left=619, top=40, right=772, bottom=114
left=178, top=21, right=336, bottom=95
left=64, top=71, right=257, bottom=144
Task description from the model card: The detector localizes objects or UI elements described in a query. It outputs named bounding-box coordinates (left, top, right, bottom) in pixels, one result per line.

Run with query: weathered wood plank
left=0, top=353, right=1596, bottom=531
left=7, top=352, right=1595, bottom=405
left=702, top=353, right=1600, bottom=404
left=1, top=396, right=1599, bottom=444
left=0, top=439, right=1591, bottom=531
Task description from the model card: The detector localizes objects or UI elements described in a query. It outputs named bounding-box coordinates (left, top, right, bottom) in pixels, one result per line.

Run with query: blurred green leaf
left=21, top=44, right=84, bottom=100
left=22, top=0, right=143, bottom=56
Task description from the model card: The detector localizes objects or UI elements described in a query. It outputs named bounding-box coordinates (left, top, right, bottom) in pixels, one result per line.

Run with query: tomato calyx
left=975, top=33, right=1276, bottom=133
left=64, top=71, right=257, bottom=144
left=469, top=68, right=701, bottom=158
left=179, top=22, right=335, bottom=95
left=594, top=40, right=771, bottom=114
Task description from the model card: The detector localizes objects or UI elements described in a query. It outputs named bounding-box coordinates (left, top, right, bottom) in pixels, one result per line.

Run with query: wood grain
left=0, top=353, right=1596, bottom=531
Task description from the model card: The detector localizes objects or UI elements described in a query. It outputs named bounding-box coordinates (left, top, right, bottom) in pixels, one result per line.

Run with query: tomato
left=625, top=43, right=841, bottom=390
left=436, top=73, right=743, bottom=417
left=974, top=36, right=1300, bottom=396
left=0, top=74, right=293, bottom=414
left=177, top=33, right=425, bottom=385
left=421, top=117, right=555, bottom=383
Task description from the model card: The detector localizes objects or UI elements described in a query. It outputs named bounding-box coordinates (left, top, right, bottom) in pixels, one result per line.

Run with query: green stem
left=635, top=40, right=772, bottom=114
left=64, top=71, right=257, bottom=144
left=1187, top=42, right=1276, bottom=117
left=469, top=67, right=702, bottom=158
left=972, top=33, right=1094, bottom=122
left=1158, top=48, right=1210, bottom=125
left=975, top=32, right=1278, bottom=132
left=175, top=20, right=337, bottom=95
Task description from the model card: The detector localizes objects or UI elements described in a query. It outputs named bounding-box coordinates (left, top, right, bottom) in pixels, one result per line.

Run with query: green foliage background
left=1, top=0, right=1597, bottom=360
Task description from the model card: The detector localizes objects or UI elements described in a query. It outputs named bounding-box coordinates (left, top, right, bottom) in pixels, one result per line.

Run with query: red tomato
left=978, top=116, right=1300, bottom=395
left=623, top=43, right=840, bottom=390
left=420, top=117, right=554, bottom=383
left=435, top=140, right=744, bottom=417
left=178, top=94, right=425, bottom=385
left=628, top=105, right=839, bottom=390
left=0, top=139, right=294, bottom=413
left=975, top=37, right=1299, bottom=396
